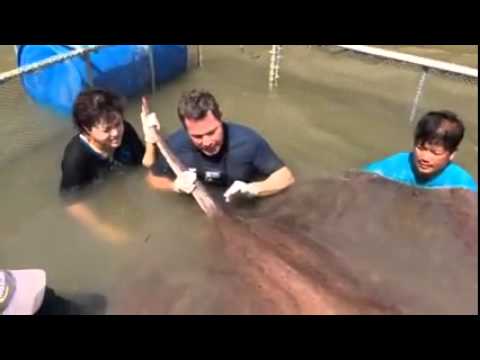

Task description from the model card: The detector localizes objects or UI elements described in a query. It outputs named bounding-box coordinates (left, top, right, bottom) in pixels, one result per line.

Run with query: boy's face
left=413, top=142, right=455, bottom=177
left=86, top=113, right=125, bottom=150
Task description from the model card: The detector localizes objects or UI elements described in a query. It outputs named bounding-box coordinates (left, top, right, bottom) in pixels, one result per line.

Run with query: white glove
left=141, top=112, right=161, bottom=144
left=173, top=169, right=197, bottom=194
left=223, top=181, right=258, bottom=203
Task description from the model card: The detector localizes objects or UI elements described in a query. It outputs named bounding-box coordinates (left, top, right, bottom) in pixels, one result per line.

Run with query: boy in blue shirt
left=363, top=110, right=477, bottom=192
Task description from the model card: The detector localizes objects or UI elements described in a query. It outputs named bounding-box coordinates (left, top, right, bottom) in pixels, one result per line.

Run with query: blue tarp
left=17, top=45, right=188, bottom=116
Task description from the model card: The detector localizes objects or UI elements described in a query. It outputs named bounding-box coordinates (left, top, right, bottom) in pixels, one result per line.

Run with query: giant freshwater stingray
left=108, top=99, right=477, bottom=315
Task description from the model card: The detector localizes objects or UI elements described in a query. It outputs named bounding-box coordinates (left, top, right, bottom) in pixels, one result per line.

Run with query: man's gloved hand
left=173, top=169, right=197, bottom=194
left=223, top=181, right=259, bottom=203
left=141, top=111, right=161, bottom=144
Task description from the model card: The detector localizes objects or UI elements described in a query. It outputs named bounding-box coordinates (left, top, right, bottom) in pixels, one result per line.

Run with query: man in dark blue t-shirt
left=147, top=89, right=295, bottom=202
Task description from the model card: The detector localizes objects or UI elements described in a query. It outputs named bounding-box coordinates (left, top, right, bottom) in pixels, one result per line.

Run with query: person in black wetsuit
left=59, top=88, right=160, bottom=243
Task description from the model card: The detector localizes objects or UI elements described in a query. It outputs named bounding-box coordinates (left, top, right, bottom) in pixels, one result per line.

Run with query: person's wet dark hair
left=414, top=110, right=465, bottom=153
left=73, top=88, right=125, bottom=134
left=177, top=89, right=223, bottom=124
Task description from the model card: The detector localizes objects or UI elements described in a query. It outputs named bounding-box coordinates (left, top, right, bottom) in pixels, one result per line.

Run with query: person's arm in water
left=241, top=165, right=295, bottom=197
left=140, top=99, right=161, bottom=168
left=146, top=172, right=175, bottom=191
left=65, top=201, right=129, bottom=244
left=142, top=143, right=157, bottom=168
left=147, top=128, right=296, bottom=198
left=223, top=166, right=294, bottom=202
left=146, top=170, right=197, bottom=194
left=224, top=132, right=295, bottom=202
left=147, top=163, right=295, bottom=197
left=60, top=145, right=131, bottom=245
left=140, top=97, right=197, bottom=193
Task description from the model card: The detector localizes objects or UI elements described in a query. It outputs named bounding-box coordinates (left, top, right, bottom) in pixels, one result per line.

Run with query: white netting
left=0, top=45, right=476, bottom=171
left=317, top=45, right=477, bottom=129
left=0, top=45, right=201, bottom=167
left=273, top=45, right=477, bottom=177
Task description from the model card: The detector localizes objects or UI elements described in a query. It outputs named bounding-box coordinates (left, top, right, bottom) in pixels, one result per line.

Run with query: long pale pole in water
left=141, top=96, right=222, bottom=218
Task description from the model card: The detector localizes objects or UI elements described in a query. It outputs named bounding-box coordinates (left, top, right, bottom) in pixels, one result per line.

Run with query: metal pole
left=269, top=45, right=278, bottom=90
left=336, top=45, right=477, bottom=78
left=147, top=45, right=156, bottom=94
left=269, top=45, right=282, bottom=90
left=409, top=67, right=428, bottom=123
left=83, top=53, right=94, bottom=87
left=274, top=45, right=282, bottom=88
left=198, top=45, right=203, bottom=67
left=0, top=45, right=107, bottom=85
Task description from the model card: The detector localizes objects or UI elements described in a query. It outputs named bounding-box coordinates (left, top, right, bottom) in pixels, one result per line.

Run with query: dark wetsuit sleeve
left=123, top=121, right=145, bottom=165
left=59, top=145, right=94, bottom=205
left=252, top=136, right=285, bottom=176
